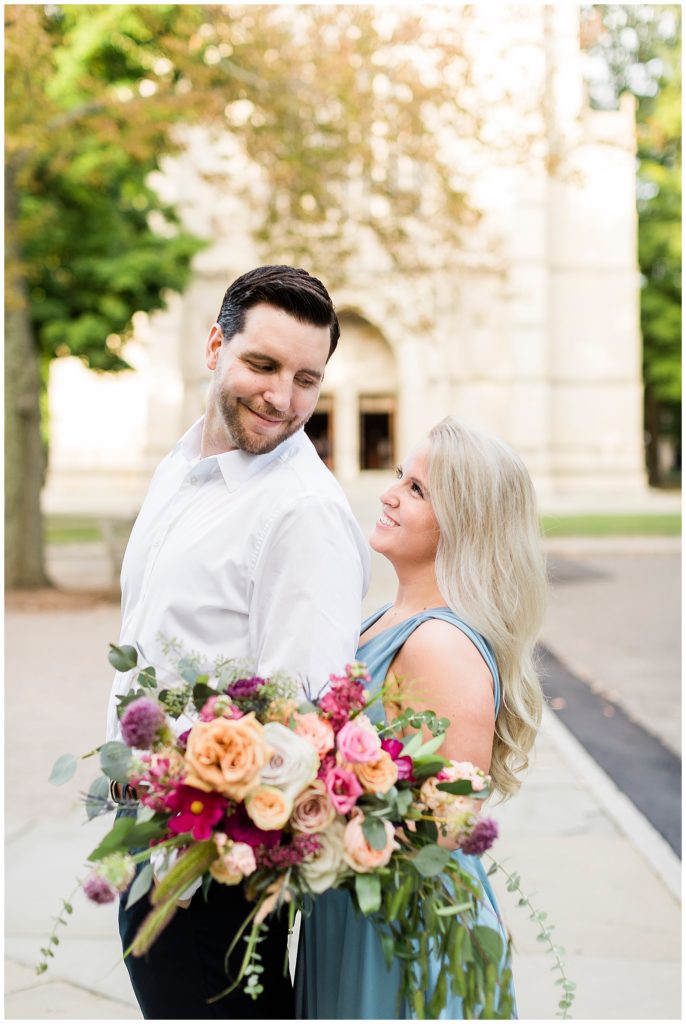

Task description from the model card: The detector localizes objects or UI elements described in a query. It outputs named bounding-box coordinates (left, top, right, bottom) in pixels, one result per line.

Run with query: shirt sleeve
left=249, top=495, right=370, bottom=698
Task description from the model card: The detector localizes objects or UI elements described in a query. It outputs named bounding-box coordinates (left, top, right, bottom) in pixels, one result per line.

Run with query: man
left=109, top=265, right=370, bottom=1019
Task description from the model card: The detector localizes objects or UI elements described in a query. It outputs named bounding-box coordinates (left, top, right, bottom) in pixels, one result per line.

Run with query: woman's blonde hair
left=427, top=417, right=547, bottom=799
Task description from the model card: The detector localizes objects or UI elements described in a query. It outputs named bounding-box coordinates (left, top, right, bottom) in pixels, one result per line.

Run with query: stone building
left=44, top=5, right=648, bottom=517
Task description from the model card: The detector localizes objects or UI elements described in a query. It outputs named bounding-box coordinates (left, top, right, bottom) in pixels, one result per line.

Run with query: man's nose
left=263, top=377, right=292, bottom=412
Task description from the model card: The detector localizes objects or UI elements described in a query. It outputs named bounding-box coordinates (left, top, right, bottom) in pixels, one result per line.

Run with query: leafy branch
left=485, top=857, right=576, bottom=1018
left=35, top=885, right=80, bottom=975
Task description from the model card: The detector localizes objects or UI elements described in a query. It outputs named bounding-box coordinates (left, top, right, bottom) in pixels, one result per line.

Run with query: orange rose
left=184, top=713, right=270, bottom=800
left=293, top=712, right=335, bottom=759
left=351, top=750, right=398, bottom=795
left=342, top=809, right=399, bottom=873
left=245, top=785, right=293, bottom=830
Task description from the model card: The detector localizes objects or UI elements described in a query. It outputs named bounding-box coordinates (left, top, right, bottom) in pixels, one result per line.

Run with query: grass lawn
left=45, top=512, right=681, bottom=543
left=45, top=516, right=134, bottom=544
left=540, top=513, right=681, bottom=537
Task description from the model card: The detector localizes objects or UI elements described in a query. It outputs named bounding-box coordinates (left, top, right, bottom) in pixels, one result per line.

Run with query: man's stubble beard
left=218, top=391, right=313, bottom=455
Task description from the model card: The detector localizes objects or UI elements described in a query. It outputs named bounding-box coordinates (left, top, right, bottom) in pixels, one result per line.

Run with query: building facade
left=44, top=5, right=647, bottom=516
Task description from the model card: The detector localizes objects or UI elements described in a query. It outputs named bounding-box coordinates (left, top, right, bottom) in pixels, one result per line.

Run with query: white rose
left=299, top=818, right=349, bottom=894
left=261, top=722, right=319, bottom=799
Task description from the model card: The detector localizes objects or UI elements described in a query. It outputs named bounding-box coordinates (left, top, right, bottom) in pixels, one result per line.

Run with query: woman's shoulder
left=399, top=617, right=491, bottom=674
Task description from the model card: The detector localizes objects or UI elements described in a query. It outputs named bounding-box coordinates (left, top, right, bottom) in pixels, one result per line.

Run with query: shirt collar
left=173, top=416, right=305, bottom=493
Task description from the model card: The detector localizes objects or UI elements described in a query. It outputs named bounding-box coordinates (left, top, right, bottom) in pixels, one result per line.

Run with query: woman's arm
left=388, top=618, right=495, bottom=772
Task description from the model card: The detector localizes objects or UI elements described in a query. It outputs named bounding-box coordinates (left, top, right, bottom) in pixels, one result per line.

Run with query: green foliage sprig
left=486, top=857, right=576, bottom=1019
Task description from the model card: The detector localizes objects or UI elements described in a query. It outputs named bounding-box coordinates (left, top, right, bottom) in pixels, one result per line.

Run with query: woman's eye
left=395, top=466, right=403, bottom=479
left=411, top=481, right=423, bottom=497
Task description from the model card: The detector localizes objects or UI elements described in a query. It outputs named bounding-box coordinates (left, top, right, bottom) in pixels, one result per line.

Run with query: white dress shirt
left=106, top=418, right=370, bottom=741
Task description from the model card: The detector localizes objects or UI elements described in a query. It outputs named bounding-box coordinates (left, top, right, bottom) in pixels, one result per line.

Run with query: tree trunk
left=5, top=161, right=51, bottom=589
left=643, top=384, right=660, bottom=488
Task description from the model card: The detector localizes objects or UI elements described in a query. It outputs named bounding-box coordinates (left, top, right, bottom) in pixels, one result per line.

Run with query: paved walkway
left=5, top=513, right=682, bottom=1019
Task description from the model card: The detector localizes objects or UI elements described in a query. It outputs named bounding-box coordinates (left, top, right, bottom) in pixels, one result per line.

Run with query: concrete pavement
left=5, top=507, right=682, bottom=1020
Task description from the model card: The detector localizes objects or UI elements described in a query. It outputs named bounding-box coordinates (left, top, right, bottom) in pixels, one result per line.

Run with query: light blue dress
left=295, top=604, right=515, bottom=1020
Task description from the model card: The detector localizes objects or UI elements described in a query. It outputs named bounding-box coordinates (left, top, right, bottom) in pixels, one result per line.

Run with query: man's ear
left=205, top=323, right=224, bottom=370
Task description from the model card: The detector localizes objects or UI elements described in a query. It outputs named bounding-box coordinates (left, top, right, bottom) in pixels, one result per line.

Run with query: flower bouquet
left=41, top=641, right=574, bottom=1019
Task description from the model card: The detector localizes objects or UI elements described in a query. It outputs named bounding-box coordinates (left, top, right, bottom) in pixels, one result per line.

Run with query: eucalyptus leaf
left=85, top=774, right=111, bottom=819
left=436, top=779, right=474, bottom=796
left=99, top=741, right=133, bottom=784
left=179, top=657, right=201, bottom=684
left=137, top=666, right=157, bottom=689
left=108, top=643, right=138, bottom=672
left=355, top=872, right=382, bottom=914
left=125, top=862, right=154, bottom=909
left=435, top=900, right=473, bottom=916
left=472, top=925, right=504, bottom=966
left=412, top=844, right=451, bottom=877
left=49, top=753, right=77, bottom=786
left=361, top=816, right=388, bottom=852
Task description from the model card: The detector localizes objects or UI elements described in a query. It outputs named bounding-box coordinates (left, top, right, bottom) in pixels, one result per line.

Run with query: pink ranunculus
left=324, top=764, right=363, bottom=815
left=336, top=715, right=381, bottom=764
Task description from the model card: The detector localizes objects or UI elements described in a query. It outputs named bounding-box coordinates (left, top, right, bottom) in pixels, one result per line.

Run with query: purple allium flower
left=225, top=676, right=265, bottom=699
left=121, top=697, right=166, bottom=749
left=83, top=871, right=116, bottom=904
left=460, top=816, right=499, bottom=856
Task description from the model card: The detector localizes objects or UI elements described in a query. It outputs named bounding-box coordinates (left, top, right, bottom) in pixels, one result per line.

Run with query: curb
left=541, top=706, right=681, bottom=901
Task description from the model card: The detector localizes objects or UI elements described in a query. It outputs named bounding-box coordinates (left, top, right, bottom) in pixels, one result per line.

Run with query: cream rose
left=299, top=819, right=349, bottom=894
left=245, top=784, right=293, bottom=831
left=210, top=840, right=257, bottom=886
left=261, top=722, right=319, bottom=799
left=342, top=810, right=399, bottom=873
left=351, top=750, right=398, bottom=795
left=293, top=712, right=335, bottom=759
left=184, top=713, right=270, bottom=801
left=291, top=780, right=336, bottom=834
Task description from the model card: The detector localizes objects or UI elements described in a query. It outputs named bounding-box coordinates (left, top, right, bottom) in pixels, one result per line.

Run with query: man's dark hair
left=216, top=265, right=340, bottom=358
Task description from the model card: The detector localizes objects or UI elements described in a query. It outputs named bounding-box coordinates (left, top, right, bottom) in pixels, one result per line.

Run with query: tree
left=6, top=4, right=540, bottom=589
left=581, top=5, right=682, bottom=485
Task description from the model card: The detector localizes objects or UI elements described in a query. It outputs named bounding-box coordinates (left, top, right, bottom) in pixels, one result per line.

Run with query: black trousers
left=119, top=864, right=295, bottom=1020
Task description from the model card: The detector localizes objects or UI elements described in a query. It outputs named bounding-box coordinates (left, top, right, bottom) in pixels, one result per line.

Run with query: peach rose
left=342, top=810, right=399, bottom=873
left=293, top=712, right=335, bottom=759
left=210, top=839, right=257, bottom=886
left=184, top=713, right=270, bottom=801
left=351, top=750, right=398, bottom=795
left=291, top=780, right=336, bottom=833
left=245, top=785, right=293, bottom=831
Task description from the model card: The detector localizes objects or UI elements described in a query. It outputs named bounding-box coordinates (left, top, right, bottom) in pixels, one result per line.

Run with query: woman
left=295, top=416, right=547, bottom=1019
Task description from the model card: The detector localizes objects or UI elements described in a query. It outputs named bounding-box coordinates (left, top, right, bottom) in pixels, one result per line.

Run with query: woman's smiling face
left=370, top=443, right=441, bottom=569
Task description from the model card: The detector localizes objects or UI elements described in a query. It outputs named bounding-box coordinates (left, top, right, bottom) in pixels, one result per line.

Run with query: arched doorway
left=305, top=310, right=397, bottom=479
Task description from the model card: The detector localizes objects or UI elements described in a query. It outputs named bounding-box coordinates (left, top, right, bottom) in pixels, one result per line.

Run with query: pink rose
left=293, top=712, right=335, bottom=759
left=325, top=764, right=363, bottom=815
left=342, top=810, right=399, bottom=872
left=336, top=715, right=381, bottom=764
left=291, top=780, right=336, bottom=833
